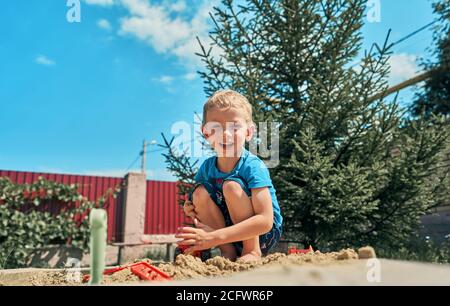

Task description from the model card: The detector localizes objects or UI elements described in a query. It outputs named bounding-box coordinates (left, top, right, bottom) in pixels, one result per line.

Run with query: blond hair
left=202, top=89, right=253, bottom=125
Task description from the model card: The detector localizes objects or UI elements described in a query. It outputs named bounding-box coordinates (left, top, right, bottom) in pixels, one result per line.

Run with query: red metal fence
left=0, top=170, right=125, bottom=242
left=0, top=170, right=188, bottom=241
left=144, top=180, right=189, bottom=235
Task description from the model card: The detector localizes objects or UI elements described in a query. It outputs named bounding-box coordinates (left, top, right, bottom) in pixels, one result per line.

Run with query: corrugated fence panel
left=144, top=180, right=188, bottom=235
left=0, top=170, right=124, bottom=242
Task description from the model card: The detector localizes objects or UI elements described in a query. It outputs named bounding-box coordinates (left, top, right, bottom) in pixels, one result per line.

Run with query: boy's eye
left=206, top=124, right=222, bottom=132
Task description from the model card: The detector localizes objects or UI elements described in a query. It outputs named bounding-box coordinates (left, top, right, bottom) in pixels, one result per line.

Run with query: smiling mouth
left=219, top=143, right=234, bottom=149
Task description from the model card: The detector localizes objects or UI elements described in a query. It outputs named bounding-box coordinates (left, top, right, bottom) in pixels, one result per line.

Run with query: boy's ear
left=245, top=122, right=256, bottom=141
left=201, top=125, right=210, bottom=139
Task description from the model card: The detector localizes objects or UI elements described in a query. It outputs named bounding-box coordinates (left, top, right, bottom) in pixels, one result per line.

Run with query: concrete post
left=122, top=172, right=147, bottom=244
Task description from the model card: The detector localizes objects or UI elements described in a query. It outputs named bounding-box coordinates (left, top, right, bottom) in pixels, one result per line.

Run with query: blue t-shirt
left=194, top=148, right=283, bottom=229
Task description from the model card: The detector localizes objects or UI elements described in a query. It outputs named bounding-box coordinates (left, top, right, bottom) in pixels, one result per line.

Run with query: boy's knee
left=192, top=185, right=210, bottom=206
left=222, top=180, right=243, bottom=198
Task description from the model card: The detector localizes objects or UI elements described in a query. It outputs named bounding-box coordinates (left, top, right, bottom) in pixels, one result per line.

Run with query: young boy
left=175, top=90, right=283, bottom=262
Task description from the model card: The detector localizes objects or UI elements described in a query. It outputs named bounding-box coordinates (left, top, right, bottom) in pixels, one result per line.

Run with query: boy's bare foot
left=237, top=250, right=262, bottom=263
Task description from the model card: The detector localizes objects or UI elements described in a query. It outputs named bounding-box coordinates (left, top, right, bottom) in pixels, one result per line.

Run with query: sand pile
left=10, top=247, right=375, bottom=286
left=157, top=247, right=365, bottom=280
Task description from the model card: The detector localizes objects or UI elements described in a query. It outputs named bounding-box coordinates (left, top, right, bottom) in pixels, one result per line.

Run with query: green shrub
left=377, top=234, right=450, bottom=264
left=0, top=176, right=122, bottom=269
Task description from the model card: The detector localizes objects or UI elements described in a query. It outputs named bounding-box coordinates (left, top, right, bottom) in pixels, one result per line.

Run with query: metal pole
left=141, top=139, right=147, bottom=175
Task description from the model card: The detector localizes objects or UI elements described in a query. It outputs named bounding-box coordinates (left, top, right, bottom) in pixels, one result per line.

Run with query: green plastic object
left=88, top=208, right=107, bottom=285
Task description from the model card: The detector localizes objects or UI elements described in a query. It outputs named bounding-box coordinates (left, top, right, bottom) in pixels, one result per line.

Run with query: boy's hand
left=183, top=200, right=197, bottom=220
left=175, top=219, right=217, bottom=253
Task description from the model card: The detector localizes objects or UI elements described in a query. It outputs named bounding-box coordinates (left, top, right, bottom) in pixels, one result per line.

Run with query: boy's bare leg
left=192, top=186, right=237, bottom=261
left=222, top=181, right=262, bottom=262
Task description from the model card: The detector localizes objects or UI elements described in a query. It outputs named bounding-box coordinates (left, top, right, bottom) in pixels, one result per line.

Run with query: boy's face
left=202, top=107, right=254, bottom=157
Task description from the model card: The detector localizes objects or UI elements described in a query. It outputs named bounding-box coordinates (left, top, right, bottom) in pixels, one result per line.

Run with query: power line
left=350, top=19, right=440, bottom=70
left=148, top=147, right=166, bottom=153
left=124, top=154, right=141, bottom=174
left=146, top=138, right=202, bottom=155
left=122, top=138, right=199, bottom=176
left=391, top=19, right=439, bottom=47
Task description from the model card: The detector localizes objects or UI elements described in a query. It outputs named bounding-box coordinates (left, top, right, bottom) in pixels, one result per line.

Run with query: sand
left=8, top=246, right=450, bottom=286
left=164, top=258, right=450, bottom=286
left=157, top=248, right=363, bottom=281
left=0, top=247, right=371, bottom=286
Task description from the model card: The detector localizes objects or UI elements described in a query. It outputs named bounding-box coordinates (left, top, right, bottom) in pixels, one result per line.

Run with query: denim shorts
left=188, top=177, right=282, bottom=256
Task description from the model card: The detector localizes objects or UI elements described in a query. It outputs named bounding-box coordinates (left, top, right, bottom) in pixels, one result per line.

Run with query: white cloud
left=84, top=0, right=220, bottom=68
left=97, top=19, right=112, bottom=31
left=152, top=75, right=174, bottom=84
left=151, top=73, right=197, bottom=84
left=84, top=0, right=115, bottom=6
left=183, top=72, right=197, bottom=80
left=35, top=55, right=56, bottom=66
left=169, top=0, right=187, bottom=13
left=388, top=53, right=419, bottom=86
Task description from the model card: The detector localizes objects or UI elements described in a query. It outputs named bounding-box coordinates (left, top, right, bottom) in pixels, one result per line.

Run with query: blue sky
left=0, top=0, right=439, bottom=181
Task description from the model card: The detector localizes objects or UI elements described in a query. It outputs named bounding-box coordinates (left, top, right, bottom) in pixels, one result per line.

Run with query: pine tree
left=412, top=0, right=450, bottom=118
left=162, top=0, right=450, bottom=253
left=160, top=133, right=200, bottom=206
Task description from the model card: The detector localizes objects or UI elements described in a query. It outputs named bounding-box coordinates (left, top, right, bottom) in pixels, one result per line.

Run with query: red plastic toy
left=288, top=245, right=314, bottom=255
left=82, top=261, right=171, bottom=283
left=129, top=262, right=171, bottom=281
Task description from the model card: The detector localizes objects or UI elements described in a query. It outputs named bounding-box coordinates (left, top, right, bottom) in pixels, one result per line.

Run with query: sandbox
left=0, top=248, right=361, bottom=286
left=2, top=245, right=450, bottom=286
